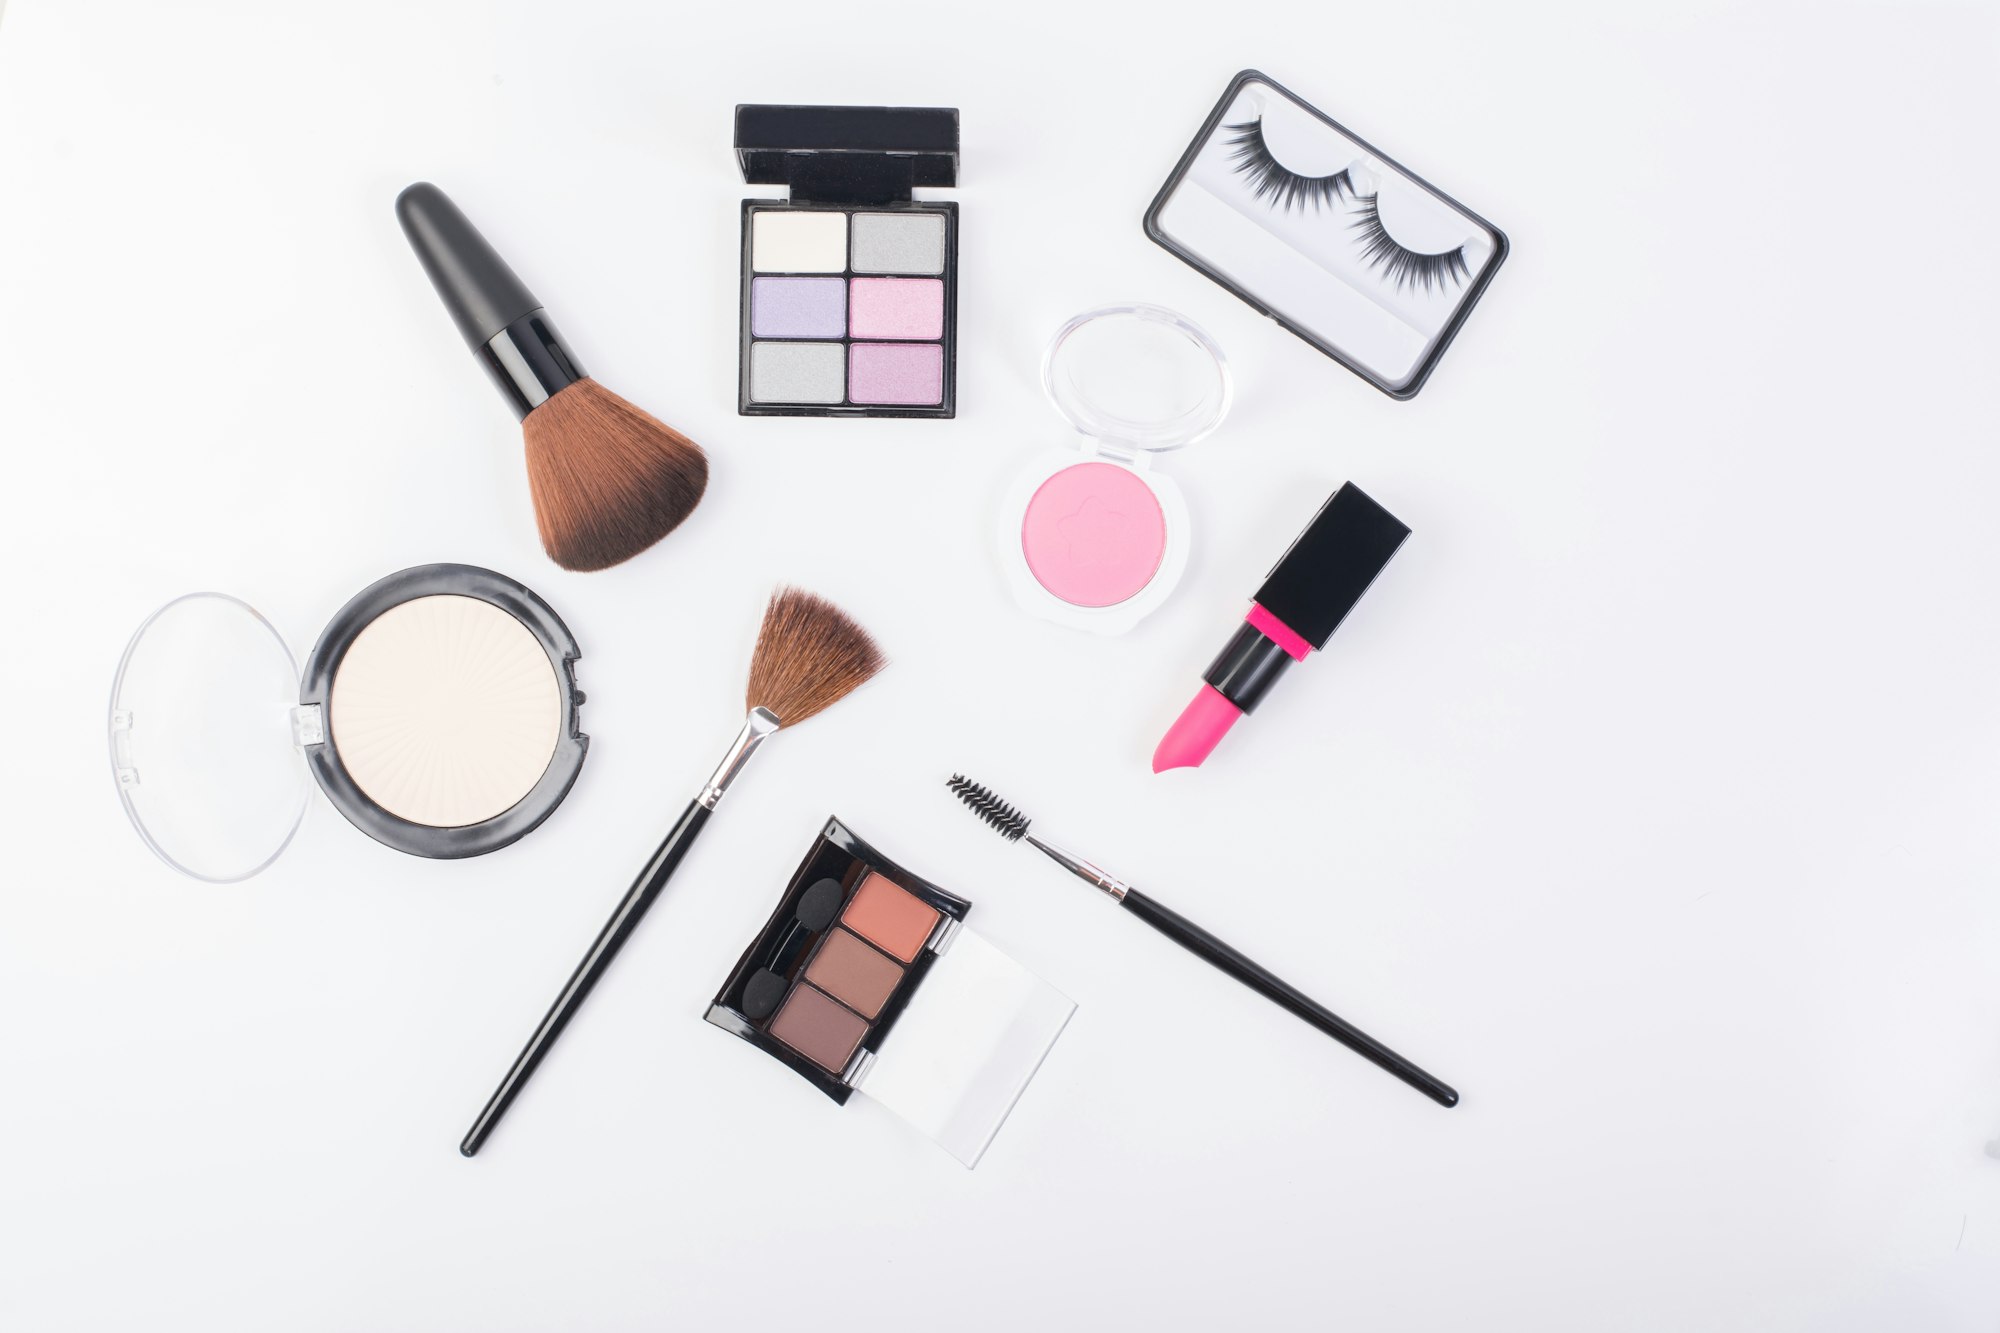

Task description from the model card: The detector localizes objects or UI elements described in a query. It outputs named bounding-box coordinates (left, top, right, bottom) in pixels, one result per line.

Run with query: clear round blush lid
left=1041, top=304, right=1232, bottom=462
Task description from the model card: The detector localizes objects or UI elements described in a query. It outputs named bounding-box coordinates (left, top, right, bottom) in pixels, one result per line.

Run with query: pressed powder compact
left=707, top=817, right=1074, bottom=1167
left=108, top=564, right=587, bottom=882
left=999, top=304, right=1232, bottom=634
left=735, top=103, right=960, bottom=417
left=1146, top=69, right=1508, bottom=398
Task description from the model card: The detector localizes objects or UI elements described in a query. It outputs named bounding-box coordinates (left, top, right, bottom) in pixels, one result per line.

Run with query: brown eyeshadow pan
left=804, top=928, right=904, bottom=1019
left=768, top=984, right=869, bottom=1074
left=841, top=872, right=940, bottom=962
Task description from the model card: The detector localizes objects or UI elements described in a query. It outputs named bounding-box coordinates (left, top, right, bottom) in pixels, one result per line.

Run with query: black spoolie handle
left=1119, top=889, right=1459, bottom=1108
left=460, top=799, right=713, bottom=1157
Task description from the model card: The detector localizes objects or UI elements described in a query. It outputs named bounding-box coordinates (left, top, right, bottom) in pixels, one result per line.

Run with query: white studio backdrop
left=1, top=2, right=1996, bottom=1330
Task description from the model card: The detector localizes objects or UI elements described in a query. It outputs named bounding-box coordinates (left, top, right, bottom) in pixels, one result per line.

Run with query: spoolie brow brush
left=946, top=775, right=1458, bottom=1108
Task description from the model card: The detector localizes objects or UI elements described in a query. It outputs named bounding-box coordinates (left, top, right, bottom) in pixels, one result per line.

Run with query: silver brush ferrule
left=1025, top=834, right=1130, bottom=901
left=698, top=708, right=781, bottom=809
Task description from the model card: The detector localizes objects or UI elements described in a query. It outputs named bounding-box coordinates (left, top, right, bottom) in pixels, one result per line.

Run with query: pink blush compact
left=1000, top=305, right=1231, bottom=635
left=1021, top=462, right=1168, bottom=607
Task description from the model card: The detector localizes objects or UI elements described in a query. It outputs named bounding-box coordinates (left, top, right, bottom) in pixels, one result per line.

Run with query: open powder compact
left=107, top=563, right=587, bottom=882
left=998, top=304, right=1232, bottom=635
left=707, top=817, right=1074, bottom=1168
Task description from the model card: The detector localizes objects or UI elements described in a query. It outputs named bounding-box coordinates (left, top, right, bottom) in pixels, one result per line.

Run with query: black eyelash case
left=1145, top=70, right=1508, bottom=399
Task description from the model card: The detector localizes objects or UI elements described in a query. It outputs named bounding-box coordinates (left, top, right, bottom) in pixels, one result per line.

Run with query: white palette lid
left=855, top=926, right=1075, bottom=1168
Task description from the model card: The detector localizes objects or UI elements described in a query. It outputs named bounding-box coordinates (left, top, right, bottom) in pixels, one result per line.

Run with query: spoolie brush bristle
left=745, top=588, right=885, bottom=728
left=522, top=379, right=709, bottom=572
left=947, top=775, right=1030, bottom=842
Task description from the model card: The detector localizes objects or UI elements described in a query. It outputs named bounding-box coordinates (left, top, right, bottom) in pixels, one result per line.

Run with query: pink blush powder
left=1021, top=462, right=1168, bottom=607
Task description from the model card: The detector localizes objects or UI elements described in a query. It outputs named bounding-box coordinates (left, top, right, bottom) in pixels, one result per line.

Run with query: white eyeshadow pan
left=330, top=595, right=562, bottom=827
left=753, top=211, right=848, bottom=273
left=851, top=212, right=945, bottom=275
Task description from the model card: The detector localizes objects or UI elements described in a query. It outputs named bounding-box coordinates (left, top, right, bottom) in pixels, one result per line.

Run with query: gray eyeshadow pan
left=749, top=341, right=846, bottom=403
left=851, top=212, right=945, bottom=275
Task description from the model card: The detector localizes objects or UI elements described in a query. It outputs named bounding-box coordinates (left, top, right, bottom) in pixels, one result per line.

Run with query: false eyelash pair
left=1224, top=118, right=1471, bottom=294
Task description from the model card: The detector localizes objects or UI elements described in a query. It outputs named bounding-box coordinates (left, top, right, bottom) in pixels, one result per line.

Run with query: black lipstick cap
left=1255, top=483, right=1411, bottom=649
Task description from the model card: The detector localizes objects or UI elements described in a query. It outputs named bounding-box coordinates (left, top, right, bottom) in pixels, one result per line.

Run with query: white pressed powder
left=329, top=595, right=562, bottom=828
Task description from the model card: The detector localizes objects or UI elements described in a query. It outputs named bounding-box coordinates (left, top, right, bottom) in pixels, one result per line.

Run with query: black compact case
left=735, top=104, right=960, bottom=418
left=707, top=817, right=969, bottom=1102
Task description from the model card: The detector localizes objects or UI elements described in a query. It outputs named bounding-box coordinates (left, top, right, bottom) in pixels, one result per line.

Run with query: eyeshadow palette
left=735, top=104, right=959, bottom=418
left=1145, top=70, right=1508, bottom=399
left=707, top=817, right=1073, bottom=1167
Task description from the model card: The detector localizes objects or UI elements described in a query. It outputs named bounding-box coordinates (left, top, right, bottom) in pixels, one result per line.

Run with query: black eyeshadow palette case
left=1145, top=70, right=1508, bottom=399
left=706, top=817, right=1073, bottom=1167
left=734, top=104, right=960, bottom=418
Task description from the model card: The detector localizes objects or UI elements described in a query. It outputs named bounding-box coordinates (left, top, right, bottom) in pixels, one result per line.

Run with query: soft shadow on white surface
left=0, top=2, right=1997, bottom=1331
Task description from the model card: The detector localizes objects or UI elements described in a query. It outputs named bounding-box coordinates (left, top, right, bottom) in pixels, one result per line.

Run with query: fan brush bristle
left=947, top=775, right=1031, bottom=842
left=522, top=378, right=709, bottom=572
left=745, top=588, right=885, bottom=728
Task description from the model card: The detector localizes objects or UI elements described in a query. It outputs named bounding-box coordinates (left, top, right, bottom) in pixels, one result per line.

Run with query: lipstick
left=1153, top=483, right=1410, bottom=772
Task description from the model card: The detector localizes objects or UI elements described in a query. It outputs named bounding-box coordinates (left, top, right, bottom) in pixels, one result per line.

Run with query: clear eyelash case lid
left=106, top=564, right=587, bottom=883
left=707, top=818, right=1076, bottom=1168
left=998, top=304, right=1232, bottom=636
left=1146, top=70, right=1508, bottom=399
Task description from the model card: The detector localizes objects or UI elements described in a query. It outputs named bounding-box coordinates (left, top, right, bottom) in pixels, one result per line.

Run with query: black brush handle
left=396, top=181, right=584, bottom=419
left=460, top=799, right=713, bottom=1156
left=396, top=181, right=542, bottom=349
left=1119, top=888, right=1459, bottom=1108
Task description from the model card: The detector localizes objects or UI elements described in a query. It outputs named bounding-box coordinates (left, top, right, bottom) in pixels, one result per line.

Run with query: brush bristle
left=521, top=378, right=709, bottom=572
left=745, top=588, right=885, bottom=728
left=947, top=775, right=1030, bottom=842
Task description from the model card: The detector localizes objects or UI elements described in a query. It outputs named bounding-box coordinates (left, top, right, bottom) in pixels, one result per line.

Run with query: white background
left=2, top=2, right=1996, bottom=1329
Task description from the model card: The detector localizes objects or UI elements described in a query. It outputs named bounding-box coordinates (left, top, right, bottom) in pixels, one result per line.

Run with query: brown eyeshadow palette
left=734, top=104, right=959, bottom=419
left=707, top=817, right=1074, bottom=1168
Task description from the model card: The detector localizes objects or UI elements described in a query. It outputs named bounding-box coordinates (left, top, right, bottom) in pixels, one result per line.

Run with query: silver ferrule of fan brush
left=1024, top=833, right=1131, bottom=901
left=698, top=707, right=781, bottom=809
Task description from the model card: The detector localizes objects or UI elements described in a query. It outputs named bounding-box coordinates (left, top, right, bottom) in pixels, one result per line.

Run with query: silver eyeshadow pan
left=735, top=103, right=960, bottom=419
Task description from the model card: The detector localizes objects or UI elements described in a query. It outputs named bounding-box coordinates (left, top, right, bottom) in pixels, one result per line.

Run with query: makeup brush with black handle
left=946, top=776, right=1458, bottom=1108
left=397, top=181, right=708, bottom=572
left=460, top=589, right=884, bottom=1156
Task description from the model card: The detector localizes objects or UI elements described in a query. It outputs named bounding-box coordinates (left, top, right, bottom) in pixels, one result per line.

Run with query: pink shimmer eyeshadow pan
left=848, top=278, right=944, bottom=340
left=847, top=342, right=943, bottom=405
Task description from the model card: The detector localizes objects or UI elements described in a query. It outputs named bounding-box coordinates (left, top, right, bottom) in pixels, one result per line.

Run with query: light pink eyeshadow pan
left=1020, top=462, right=1167, bottom=607
left=848, top=278, right=943, bottom=340
left=848, top=343, right=943, bottom=405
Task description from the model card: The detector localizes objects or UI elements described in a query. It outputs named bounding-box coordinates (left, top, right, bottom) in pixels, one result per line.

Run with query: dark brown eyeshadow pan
left=768, top=983, right=869, bottom=1074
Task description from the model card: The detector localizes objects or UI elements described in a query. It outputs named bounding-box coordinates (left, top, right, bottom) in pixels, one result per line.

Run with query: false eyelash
left=1223, top=118, right=1354, bottom=212
left=1348, top=194, right=1470, bottom=294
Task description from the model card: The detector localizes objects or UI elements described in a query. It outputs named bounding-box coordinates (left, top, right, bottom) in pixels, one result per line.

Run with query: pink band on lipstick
left=1246, top=603, right=1312, bottom=661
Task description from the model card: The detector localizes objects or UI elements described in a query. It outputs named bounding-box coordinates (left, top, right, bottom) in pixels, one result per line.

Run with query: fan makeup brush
left=397, top=182, right=708, bottom=572
left=460, top=589, right=885, bottom=1156
left=946, top=776, right=1459, bottom=1109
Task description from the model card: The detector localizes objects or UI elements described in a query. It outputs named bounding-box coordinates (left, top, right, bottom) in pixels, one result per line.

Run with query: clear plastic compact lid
left=107, top=593, right=311, bottom=883
left=1041, top=304, right=1231, bottom=456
